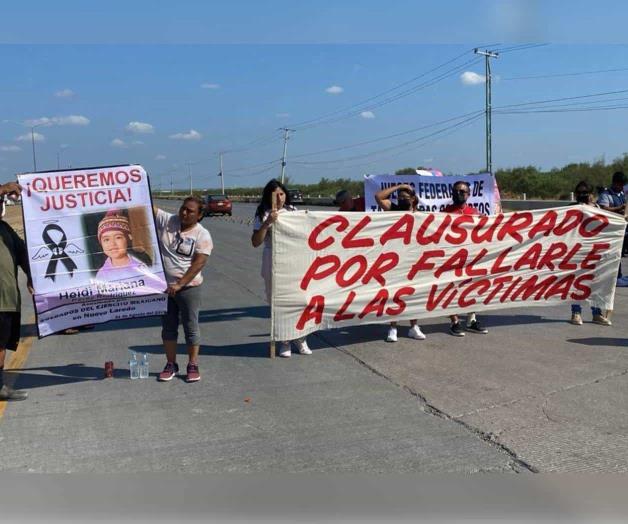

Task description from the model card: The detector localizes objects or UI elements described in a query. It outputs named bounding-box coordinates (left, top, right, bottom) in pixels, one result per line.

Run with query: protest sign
left=271, top=207, right=624, bottom=341
left=18, top=165, right=167, bottom=337
left=364, top=172, right=501, bottom=215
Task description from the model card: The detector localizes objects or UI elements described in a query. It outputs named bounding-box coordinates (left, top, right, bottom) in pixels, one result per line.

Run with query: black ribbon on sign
left=42, top=224, right=77, bottom=281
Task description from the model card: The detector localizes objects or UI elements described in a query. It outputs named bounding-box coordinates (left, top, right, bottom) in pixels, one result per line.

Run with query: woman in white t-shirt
left=251, top=179, right=312, bottom=358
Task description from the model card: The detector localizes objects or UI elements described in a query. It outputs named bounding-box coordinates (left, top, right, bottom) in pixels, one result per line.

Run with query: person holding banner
left=0, top=181, right=31, bottom=401
left=571, top=181, right=612, bottom=326
left=154, top=196, right=212, bottom=383
left=252, top=179, right=312, bottom=357
left=443, top=181, right=489, bottom=337
left=375, top=183, right=426, bottom=342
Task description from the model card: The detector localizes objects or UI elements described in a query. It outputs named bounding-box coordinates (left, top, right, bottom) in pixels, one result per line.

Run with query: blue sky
left=2, top=2, right=628, bottom=189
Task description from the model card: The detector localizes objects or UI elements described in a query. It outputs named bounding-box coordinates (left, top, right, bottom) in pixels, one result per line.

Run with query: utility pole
left=170, top=175, right=173, bottom=194
left=474, top=48, right=499, bottom=174
left=218, top=152, right=225, bottom=195
left=279, top=127, right=295, bottom=184
left=30, top=126, right=38, bottom=172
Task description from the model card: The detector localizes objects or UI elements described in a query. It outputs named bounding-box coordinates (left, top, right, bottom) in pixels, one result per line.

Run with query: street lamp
left=1, top=119, right=46, bottom=172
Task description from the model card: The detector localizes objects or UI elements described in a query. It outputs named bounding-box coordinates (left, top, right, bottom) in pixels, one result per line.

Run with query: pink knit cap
left=97, top=210, right=131, bottom=241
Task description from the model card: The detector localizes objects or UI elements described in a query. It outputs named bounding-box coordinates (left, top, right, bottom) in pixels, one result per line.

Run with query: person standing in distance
left=375, top=183, right=426, bottom=342
left=443, top=180, right=489, bottom=337
left=251, top=179, right=312, bottom=358
left=154, top=196, right=212, bottom=382
left=597, top=171, right=628, bottom=287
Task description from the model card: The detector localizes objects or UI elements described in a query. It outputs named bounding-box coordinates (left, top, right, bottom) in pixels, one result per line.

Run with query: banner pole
left=269, top=192, right=278, bottom=358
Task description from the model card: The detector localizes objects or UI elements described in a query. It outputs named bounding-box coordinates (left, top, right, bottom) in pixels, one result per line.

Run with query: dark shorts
left=0, top=312, right=21, bottom=351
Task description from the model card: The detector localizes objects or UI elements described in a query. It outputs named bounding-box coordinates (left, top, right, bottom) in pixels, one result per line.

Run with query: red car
left=205, top=194, right=232, bottom=216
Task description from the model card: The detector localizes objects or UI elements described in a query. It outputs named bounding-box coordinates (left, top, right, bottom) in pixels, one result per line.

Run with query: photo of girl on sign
left=95, top=210, right=149, bottom=280
left=82, top=207, right=155, bottom=281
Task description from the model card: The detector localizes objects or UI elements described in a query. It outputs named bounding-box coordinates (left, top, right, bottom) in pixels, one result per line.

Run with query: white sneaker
left=386, top=327, right=398, bottom=342
left=617, top=277, right=628, bottom=287
left=295, top=338, right=312, bottom=355
left=408, top=325, right=426, bottom=340
left=278, top=341, right=291, bottom=358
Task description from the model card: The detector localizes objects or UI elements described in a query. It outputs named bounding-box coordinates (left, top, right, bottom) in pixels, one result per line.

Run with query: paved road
left=1, top=199, right=627, bottom=473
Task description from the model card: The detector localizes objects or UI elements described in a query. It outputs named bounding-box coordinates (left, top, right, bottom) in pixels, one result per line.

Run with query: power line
left=294, top=57, right=483, bottom=131
left=502, top=66, right=628, bottom=81
left=290, top=109, right=485, bottom=159
left=287, top=47, right=477, bottom=130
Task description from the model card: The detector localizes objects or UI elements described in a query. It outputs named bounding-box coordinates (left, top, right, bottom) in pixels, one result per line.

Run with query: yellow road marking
left=0, top=317, right=36, bottom=419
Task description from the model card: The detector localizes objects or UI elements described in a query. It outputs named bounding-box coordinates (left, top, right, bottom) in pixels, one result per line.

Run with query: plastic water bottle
left=129, top=351, right=139, bottom=380
left=139, top=353, right=149, bottom=379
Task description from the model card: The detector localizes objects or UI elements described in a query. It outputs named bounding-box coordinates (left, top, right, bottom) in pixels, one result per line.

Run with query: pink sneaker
left=186, top=362, right=201, bottom=382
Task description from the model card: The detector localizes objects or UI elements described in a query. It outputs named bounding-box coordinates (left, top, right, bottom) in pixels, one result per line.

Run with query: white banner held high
left=18, top=165, right=167, bottom=337
left=364, top=172, right=500, bottom=215
left=272, top=207, right=623, bottom=341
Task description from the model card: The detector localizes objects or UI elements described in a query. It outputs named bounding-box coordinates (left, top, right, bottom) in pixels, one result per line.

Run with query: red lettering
left=558, top=243, right=582, bottom=270
left=490, top=247, right=512, bottom=274
left=458, top=278, right=491, bottom=308
left=497, top=212, right=533, bottom=243
left=342, top=215, right=374, bottom=249
left=434, top=248, right=467, bottom=278
left=296, top=295, right=325, bottom=330
left=465, top=248, right=488, bottom=277
left=358, top=289, right=389, bottom=319
left=444, top=215, right=474, bottom=245
left=570, top=274, right=594, bottom=300
left=335, top=255, right=368, bottom=287
left=416, top=214, right=452, bottom=245
left=528, top=210, right=557, bottom=239
left=513, top=243, right=542, bottom=271
left=300, top=255, right=340, bottom=290
left=385, top=287, right=415, bottom=316
left=426, top=282, right=456, bottom=311
left=130, top=168, right=142, bottom=182
left=308, top=215, right=348, bottom=250
left=579, top=214, right=609, bottom=237
left=537, top=242, right=568, bottom=271
left=543, top=274, right=575, bottom=301
left=581, top=242, right=610, bottom=269
left=553, top=208, right=583, bottom=236
left=362, top=252, right=399, bottom=286
left=483, top=275, right=514, bottom=305
left=471, top=214, right=504, bottom=243
left=333, top=291, right=356, bottom=321
left=511, top=275, right=558, bottom=301
left=380, top=214, right=414, bottom=246
left=407, top=249, right=444, bottom=280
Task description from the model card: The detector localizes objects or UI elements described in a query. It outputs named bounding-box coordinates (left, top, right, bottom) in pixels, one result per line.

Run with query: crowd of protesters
left=1, top=169, right=626, bottom=398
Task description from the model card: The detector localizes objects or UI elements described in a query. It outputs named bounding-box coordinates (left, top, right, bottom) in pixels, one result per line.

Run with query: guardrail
left=153, top=194, right=575, bottom=211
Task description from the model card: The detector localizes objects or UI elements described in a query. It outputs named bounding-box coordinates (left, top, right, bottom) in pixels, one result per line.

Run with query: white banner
left=272, top=207, right=624, bottom=341
left=364, top=172, right=500, bottom=215
left=18, top=165, right=167, bottom=337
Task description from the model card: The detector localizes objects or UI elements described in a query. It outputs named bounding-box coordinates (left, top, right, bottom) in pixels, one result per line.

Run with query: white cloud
left=276, top=112, right=291, bottom=118
left=132, top=140, right=144, bottom=145
left=16, top=132, right=45, bottom=142
left=110, top=138, right=127, bottom=148
left=1, top=145, right=21, bottom=152
left=155, top=154, right=167, bottom=160
left=201, top=83, right=220, bottom=89
left=24, top=115, right=90, bottom=127
left=325, top=85, right=344, bottom=94
left=169, top=129, right=202, bottom=141
left=54, top=88, right=75, bottom=98
left=360, top=111, right=375, bottom=119
left=126, top=121, right=155, bottom=134
left=460, top=71, right=486, bottom=85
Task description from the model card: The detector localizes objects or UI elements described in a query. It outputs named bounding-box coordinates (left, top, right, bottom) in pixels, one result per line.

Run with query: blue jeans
left=571, top=304, right=602, bottom=316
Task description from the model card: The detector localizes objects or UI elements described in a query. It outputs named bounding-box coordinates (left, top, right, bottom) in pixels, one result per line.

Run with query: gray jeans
left=161, top=285, right=202, bottom=346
